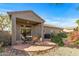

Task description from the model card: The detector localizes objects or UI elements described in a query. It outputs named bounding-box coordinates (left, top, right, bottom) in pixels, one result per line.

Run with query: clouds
left=0, top=8, right=13, bottom=12
left=45, top=16, right=78, bottom=28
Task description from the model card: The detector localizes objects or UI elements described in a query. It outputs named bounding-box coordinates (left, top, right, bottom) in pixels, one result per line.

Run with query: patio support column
left=40, top=23, right=44, bottom=41
left=11, top=16, right=16, bottom=45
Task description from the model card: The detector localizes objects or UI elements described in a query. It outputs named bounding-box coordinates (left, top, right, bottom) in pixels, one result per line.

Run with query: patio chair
left=21, top=34, right=31, bottom=43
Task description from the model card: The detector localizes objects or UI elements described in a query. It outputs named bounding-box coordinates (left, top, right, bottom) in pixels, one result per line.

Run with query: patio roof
left=7, top=10, right=45, bottom=23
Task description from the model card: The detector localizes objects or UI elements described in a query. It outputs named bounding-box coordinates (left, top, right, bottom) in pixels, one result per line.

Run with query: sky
left=0, top=3, right=79, bottom=28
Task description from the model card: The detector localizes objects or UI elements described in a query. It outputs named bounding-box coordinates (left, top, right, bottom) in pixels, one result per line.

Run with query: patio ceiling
left=16, top=18, right=41, bottom=26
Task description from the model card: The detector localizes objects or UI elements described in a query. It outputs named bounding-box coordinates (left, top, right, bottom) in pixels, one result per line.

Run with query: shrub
left=68, top=31, right=79, bottom=43
left=74, top=39, right=79, bottom=45
left=57, top=32, right=67, bottom=38
left=51, top=32, right=67, bottom=46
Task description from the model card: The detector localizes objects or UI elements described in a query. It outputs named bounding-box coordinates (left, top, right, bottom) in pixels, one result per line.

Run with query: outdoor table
left=26, top=36, right=32, bottom=41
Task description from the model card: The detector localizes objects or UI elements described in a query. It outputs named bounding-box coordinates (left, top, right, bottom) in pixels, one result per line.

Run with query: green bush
left=74, top=39, right=79, bottom=45
left=51, top=32, right=67, bottom=46
left=57, top=32, right=67, bottom=38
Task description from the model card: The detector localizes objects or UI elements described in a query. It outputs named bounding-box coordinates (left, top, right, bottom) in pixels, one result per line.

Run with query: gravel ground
left=0, top=47, right=29, bottom=56
left=1, top=47, right=79, bottom=56
left=34, top=47, right=79, bottom=56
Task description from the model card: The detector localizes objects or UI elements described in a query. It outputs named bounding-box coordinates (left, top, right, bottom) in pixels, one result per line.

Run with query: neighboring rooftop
left=44, top=23, right=63, bottom=30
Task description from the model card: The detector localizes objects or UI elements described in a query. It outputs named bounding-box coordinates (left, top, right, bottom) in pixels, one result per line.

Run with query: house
left=43, top=24, right=63, bottom=40
left=7, top=10, right=63, bottom=45
left=44, top=23, right=63, bottom=34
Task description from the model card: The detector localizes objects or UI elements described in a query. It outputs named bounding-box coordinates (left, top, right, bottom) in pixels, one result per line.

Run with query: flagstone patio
left=11, top=41, right=57, bottom=56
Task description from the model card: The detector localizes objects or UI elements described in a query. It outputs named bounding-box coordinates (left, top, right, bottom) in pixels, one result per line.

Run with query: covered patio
left=7, top=11, right=58, bottom=56
left=8, top=11, right=45, bottom=45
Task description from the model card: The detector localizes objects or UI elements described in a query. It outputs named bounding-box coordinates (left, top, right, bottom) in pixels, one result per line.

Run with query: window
left=44, top=33, right=51, bottom=39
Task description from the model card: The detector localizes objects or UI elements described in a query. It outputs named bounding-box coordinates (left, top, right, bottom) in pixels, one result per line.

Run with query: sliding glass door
left=21, top=26, right=31, bottom=37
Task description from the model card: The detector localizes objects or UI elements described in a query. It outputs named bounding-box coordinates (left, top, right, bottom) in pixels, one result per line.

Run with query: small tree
left=0, top=12, right=11, bottom=32
left=76, top=19, right=79, bottom=31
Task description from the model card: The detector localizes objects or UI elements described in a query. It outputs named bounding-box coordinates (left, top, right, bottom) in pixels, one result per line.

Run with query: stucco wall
left=31, top=24, right=42, bottom=36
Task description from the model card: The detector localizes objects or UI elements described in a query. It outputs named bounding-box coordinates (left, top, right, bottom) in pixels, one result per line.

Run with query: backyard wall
left=0, top=31, right=11, bottom=46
